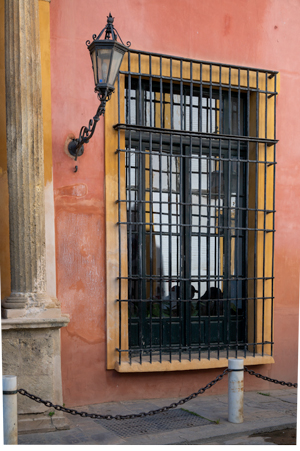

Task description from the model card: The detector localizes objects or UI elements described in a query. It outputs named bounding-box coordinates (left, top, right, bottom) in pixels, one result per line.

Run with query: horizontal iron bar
left=114, top=123, right=278, bottom=146
left=121, top=72, right=278, bottom=95
left=118, top=199, right=276, bottom=214
left=118, top=276, right=274, bottom=282
left=126, top=48, right=279, bottom=77
left=118, top=221, right=275, bottom=233
left=118, top=296, right=274, bottom=302
left=117, top=342, right=274, bottom=352
left=119, top=149, right=277, bottom=165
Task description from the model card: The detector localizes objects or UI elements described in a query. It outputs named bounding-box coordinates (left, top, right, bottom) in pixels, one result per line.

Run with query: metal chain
left=244, top=367, right=297, bottom=388
left=17, top=368, right=229, bottom=421
left=17, top=367, right=297, bottom=421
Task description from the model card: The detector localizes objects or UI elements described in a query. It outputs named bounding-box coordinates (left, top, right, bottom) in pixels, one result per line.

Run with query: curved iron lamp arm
left=68, top=91, right=111, bottom=161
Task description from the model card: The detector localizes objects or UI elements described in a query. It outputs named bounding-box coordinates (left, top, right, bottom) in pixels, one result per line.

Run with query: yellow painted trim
left=115, top=356, right=275, bottom=373
left=105, top=69, right=128, bottom=369
left=0, top=0, right=6, bottom=171
left=248, top=72, right=277, bottom=355
left=39, top=0, right=53, bottom=184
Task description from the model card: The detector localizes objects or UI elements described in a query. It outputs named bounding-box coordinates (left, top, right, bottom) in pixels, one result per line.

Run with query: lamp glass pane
left=96, top=48, right=112, bottom=84
left=91, top=50, right=97, bottom=85
left=108, top=49, right=124, bottom=86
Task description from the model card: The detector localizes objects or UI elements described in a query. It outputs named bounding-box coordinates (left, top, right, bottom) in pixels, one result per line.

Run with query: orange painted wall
left=50, top=0, right=299, bottom=406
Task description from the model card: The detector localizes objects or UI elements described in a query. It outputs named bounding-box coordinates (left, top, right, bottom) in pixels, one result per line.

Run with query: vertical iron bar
left=149, top=132, right=153, bottom=363
left=235, top=141, right=241, bottom=357
left=226, top=139, right=232, bottom=358
left=179, top=134, right=183, bottom=362
left=180, top=60, right=184, bottom=131
left=238, top=69, right=241, bottom=136
left=188, top=62, right=193, bottom=361
left=200, top=63, right=203, bottom=132
left=159, top=133, right=163, bottom=363
left=169, top=133, right=173, bottom=363
left=119, top=301, right=121, bottom=365
left=245, top=69, right=250, bottom=358
left=214, top=159, right=217, bottom=355
left=219, top=65, right=222, bottom=134
left=138, top=54, right=142, bottom=125
left=189, top=135, right=193, bottom=361
left=190, top=62, right=193, bottom=132
left=149, top=55, right=153, bottom=128
left=209, top=64, right=212, bottom=133
left=262, top=72, right=267, bottom=356
left=256, top=71, right=259, bottom=138
left=118, top=122, right=122, bottom=365
left=207, top=138, right=212, bottom=360
left=265, top=73, right=268, bottom=139
left=170, top=59, right=173, bottom=129
left=217, top=138, right=222, bottom=359
left=128, top=130, right=133, bottom=364
left=128, top=52, right=131, bottom=124
left=262, top=142, right=267, bottom=356
left=254, top=140, right=258, bottom=356
left=228, top=68, right=232, bottom=135
left=198, top=137, right=203, bottom=360
left=138, top=130, right=143, bottom=364
left=160, top=57, right=163, bottom=129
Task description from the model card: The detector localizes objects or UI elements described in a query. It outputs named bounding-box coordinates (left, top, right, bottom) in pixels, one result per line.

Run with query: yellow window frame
left=105, top=53, right=279, bottom=372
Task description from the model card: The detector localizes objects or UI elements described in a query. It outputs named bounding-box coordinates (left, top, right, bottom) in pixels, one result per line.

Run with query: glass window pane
left=91, top=51, right=97, bottom=85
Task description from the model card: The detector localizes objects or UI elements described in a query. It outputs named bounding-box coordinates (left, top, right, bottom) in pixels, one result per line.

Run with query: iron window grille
left=113, top=50, right=278, bottom=366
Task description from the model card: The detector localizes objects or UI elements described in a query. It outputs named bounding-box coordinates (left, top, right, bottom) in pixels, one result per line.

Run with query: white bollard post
left=3, top=375, right=18, bottom=444
left=228, top=358, right=244, bottom=424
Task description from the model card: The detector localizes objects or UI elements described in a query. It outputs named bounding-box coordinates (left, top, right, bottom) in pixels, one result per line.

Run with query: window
left=105, top=51, right=278, bottom=372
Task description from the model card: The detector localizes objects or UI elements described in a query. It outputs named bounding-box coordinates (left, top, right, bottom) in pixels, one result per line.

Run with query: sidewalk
left=18, top=388, right=297, bottom=445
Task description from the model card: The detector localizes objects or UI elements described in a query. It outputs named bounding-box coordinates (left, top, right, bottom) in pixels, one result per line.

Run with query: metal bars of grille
left=115, top=49, right=278, bottom=366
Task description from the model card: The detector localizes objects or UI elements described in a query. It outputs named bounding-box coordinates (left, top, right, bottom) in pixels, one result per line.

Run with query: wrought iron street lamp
left=68, top=13, right=130, bottom=167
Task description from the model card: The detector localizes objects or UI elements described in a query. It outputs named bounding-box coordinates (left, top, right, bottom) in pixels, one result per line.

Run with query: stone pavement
left=18, top=388, right=297, bottom=445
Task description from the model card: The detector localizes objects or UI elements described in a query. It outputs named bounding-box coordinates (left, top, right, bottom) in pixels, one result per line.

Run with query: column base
left=2, top=292, right=61, bottom=319
left=2, top=308, right=27, bottom=319
left=2, top=293, right=27, bottom=310
left=2, top=315, right=70, bottom=434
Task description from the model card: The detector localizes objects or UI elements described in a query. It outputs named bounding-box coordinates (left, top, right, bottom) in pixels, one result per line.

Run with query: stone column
left=3, top=0, right=56, bottom=317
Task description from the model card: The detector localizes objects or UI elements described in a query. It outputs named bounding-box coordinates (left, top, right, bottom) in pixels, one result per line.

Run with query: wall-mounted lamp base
left=68, top=140, right=84, bottom=159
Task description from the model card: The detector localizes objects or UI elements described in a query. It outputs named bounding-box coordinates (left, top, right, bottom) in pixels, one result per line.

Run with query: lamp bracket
left=67, top=89, right=111, bottom=161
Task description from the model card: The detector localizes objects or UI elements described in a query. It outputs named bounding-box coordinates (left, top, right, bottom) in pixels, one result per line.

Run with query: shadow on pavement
left=251, top=427, right=296, bottom=445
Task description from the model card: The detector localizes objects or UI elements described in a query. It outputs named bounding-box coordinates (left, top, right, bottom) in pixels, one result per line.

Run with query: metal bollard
left=228, top=358, right=244, bottom=424
left=3, top=375, right=18, bottom=444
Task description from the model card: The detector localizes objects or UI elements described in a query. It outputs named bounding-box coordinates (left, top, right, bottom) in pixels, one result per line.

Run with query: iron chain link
left=244, top=367, right=297, bottom=388
left=17, top=368, right=229, bottom=421
left=17, top=367, right=297, bottom=421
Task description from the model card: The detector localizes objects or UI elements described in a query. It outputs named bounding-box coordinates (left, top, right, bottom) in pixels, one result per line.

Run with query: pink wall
left=50, top=0, right=299, bottom=406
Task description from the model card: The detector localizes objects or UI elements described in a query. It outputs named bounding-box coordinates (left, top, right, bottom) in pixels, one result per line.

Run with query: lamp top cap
left=107, top=13, right=114, bottom=25
left=87, top=12, right=131, bottom=48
